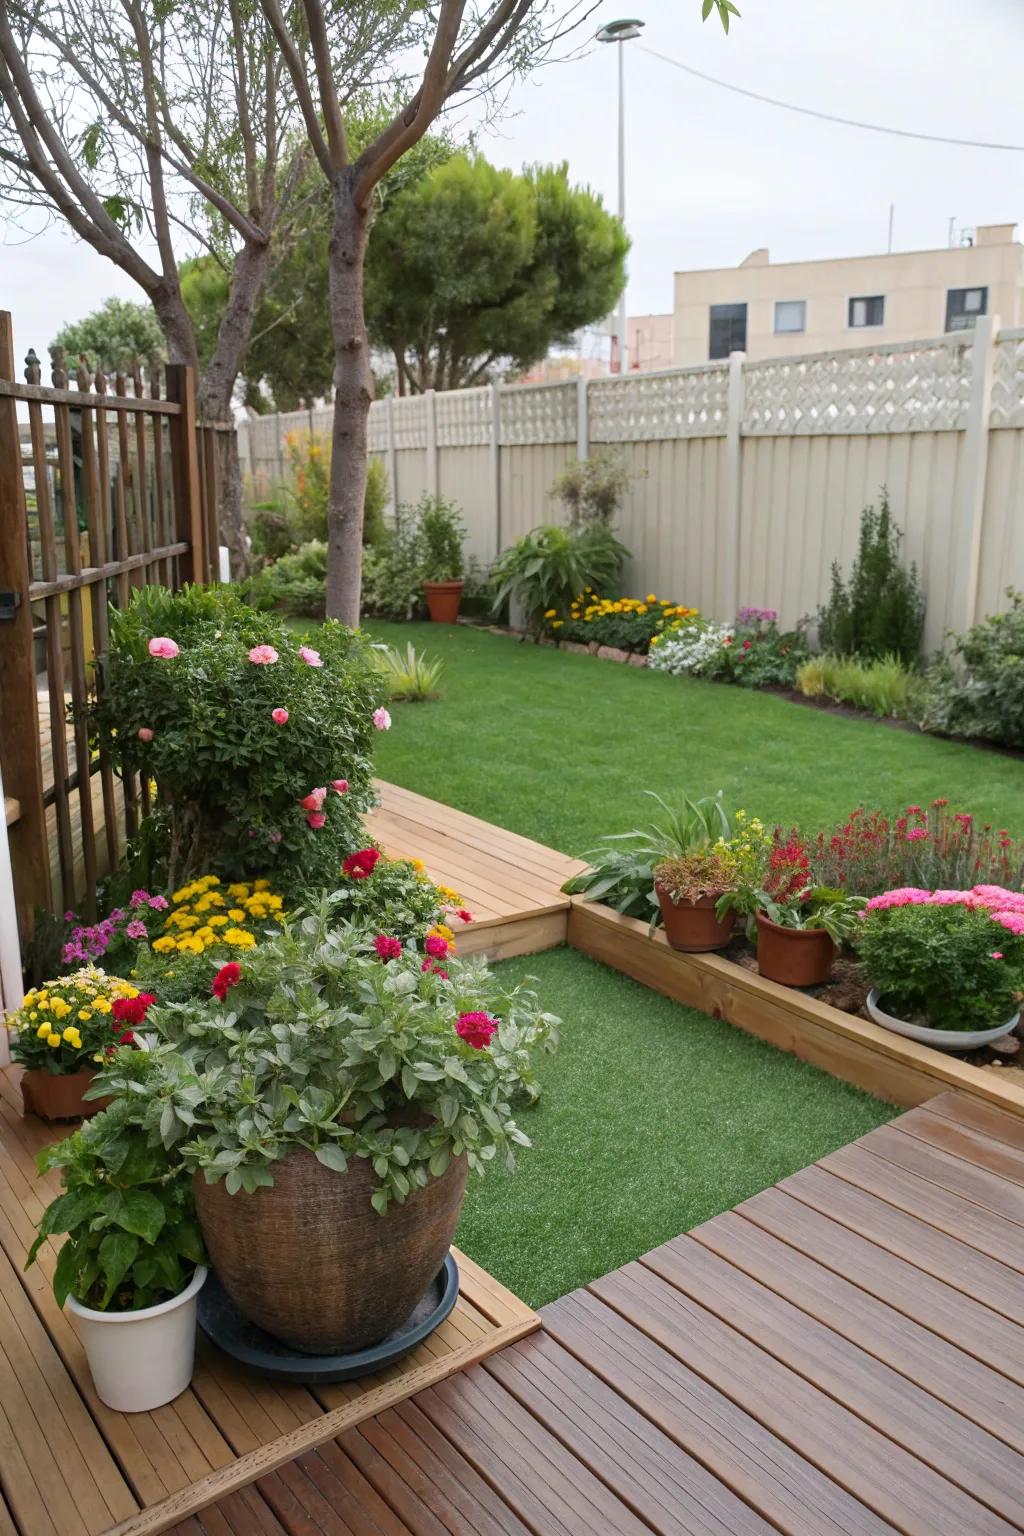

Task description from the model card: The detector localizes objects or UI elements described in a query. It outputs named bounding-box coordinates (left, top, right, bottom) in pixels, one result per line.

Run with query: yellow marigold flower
left=429, top=922, right=455, bottom=942
left=266, top=895, right=283, bottom=911
left=35, top=993, right=48, bottom=1008
left=207, top=914, right=229, bottom=928
left=93, top=1053, right=104, bottom=1064
left=171, top=885, right=192, bottom=904
left=224, top=928, right=256, bottom=948
left=646, top=593, right=657, bottom=603
left=551, top=620, right=563, bottom=628
left=63, top=1026, right=82, bottom=1046
left=228, top=908, right=246, bottom=923
left=93, top=996, right=112, bottom=1013
left=176, top=935, right=204, bottom=954
left=78, top=1010, right=92, bottom=1022
left=410, top=859, right=425, bottom=873
left=543, top=608, right=557, bottom=619
left=152, top=935, right=177, bottom=954
left=437, top=885, right=462, bottom=904
left=253, top=879, right=270, bottom=892
left=228, top=883, right=250, bottom=900
left=46, top=1032, right=61, bottom=1048
left=36, top=1022, right=51, bottom=1039
left=51, top=998, right=71, bottom=1019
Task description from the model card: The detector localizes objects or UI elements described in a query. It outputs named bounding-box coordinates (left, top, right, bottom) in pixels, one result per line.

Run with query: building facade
left=665, top=223, right=1023, bottom=366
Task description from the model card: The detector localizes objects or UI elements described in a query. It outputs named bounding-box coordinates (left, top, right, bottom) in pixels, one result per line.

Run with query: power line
left=637, top=45, right=1024, bottom=152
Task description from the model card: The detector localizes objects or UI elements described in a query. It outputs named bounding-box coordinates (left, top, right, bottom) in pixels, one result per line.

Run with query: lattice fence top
left=742, top=336, right=974, bottom=435
left=367, top=406, right=389, bottom=452
left=436, top=386, right=492, bottom=446
left=499, top=382, right=577, bottom=445
left=991, top=331, right=1024, bottom=429
left=589, top=367, right=729, bottom=442
left=391, top=395, right=428, bottom=450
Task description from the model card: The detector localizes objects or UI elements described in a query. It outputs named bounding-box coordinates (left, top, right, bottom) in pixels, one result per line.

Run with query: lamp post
left=596, top=17, right=644, bottom=375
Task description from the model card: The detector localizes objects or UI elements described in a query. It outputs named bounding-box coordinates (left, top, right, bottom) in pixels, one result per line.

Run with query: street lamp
left=596, top=17, right=644, bottom=375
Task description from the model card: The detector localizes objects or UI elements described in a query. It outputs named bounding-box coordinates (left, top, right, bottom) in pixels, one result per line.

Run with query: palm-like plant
left=373, top=643, right=444, bottom=701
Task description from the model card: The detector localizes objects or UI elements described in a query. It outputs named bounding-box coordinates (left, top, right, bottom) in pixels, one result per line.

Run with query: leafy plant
left=808, top=800, right=1024, bottom=897
left=325, top=852, right=470, bottom=940
left=817, top=489, right=925, bottom=664
left=99, top=909, right=557, bottom=1211
left=709, top=615, right=810, bottom=689
left=28, top=1095, right=206, bottom=1311
left=416, top=496, right=466, bottom=582
left=247, top=503, right=295, bottom=565
left=361, top=506, right=427, bottom=621
left=373, top=643, right=444, bottom=701
left=491, top=524, right=629, bottom=633
left=551, top=453, right=629, bottom=527
left=796, top=652, right=925, bottom=719
left=856, top=895, right=1024, bottom=1030
left=922, top=589, right=1024, bottom=749
left=249, top=540, right=328, bottom=617
left=6, top=968, right=155, bottom=1073
left=362, top=458, right=390, bottom=548
left=654, top=848, right=737, bottom=905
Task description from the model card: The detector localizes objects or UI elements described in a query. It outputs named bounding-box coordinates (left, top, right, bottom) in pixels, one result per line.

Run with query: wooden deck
left=166, top=1091, right=1024, bottom=1536
left=0, top=1068, right=538, bottom=1536
left=367, top=781, right=586, bottom=961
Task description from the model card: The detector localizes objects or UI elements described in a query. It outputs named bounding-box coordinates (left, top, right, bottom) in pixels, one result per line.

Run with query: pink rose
left=373, top=707, right=392, bottom=731
left=299, top=787, right=327, bottom=811
left=306, top=812, right=326, bottom=829
left=299, top=645, right=323, bottom=668
left=331, top=779, right=349, bottom=795
left=248, top=644, right=279, bottom=665
left=137, top=727, right=154, bottom=742
left=148, top=636, right=179, bottom=659
left=271, top=708, right=289, bottom=724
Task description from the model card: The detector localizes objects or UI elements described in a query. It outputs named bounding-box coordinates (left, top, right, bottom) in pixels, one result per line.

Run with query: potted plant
left=28, top=1090, right=207, bottom=1412
left=417, top=496, right=467, bottom=623
left=856, top=886, right=1024, bottom=1050
left=645, top=790, right=735, bottom=951
left=6, top=968, right=154, bottom=1121
left=116, top=909, right=555, bottom=1355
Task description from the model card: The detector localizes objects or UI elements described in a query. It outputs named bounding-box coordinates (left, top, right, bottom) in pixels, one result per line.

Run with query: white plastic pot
left=866, top=990, right=1020, bottom=1053
left=67, top=1266, right=207, bottom=1412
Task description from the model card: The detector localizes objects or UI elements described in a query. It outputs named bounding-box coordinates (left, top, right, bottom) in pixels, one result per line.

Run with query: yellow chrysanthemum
left=152, top=935, right=177, bottom=954
left=223, top=928, right=256, bottom=948
left=228, top=908, right=246, bottom=923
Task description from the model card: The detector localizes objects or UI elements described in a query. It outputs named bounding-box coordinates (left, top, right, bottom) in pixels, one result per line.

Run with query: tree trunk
left=325, top=174, right=372, bottom=626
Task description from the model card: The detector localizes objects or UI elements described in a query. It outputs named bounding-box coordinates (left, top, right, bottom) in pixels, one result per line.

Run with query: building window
left=946, top=286, right=988, bottom=332
left=849, top=295, right=885, bottom=328
left=709, top=303, right=747, bottom=359
left=774, top=300, right=806, bottom=334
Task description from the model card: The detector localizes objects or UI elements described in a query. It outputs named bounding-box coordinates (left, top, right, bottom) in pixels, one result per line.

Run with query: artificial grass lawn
left=360, top=620, right=1024, bottom=855
left=455, top=946, right=898, bottom=1309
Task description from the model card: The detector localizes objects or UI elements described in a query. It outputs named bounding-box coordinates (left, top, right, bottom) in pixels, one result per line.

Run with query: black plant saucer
left=197, top=1253, right=460, bottom=1383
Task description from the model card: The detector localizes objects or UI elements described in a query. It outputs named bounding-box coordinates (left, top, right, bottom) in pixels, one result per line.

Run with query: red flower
left=741, top=639, right=752, bottom=650
left=425, top=934, right=449, bottom=958
left=111, top=992, right=156, bottom=1027
left=343, top=847, right=380, bottom=880
left=212, top=962, right=242, bottom=1001
left=455, top=1011, right=498, bottom=1050
left=456, top=909, right=473, bottom=924
left=374, top=934, right=402, bottom=962
left=117, top=1030, right=136, bottom=1046
left=421, top=959, right=449, bottom=978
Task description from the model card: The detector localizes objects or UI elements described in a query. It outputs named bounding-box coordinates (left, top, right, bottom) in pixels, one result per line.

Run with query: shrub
left=249, top=540, right=327, bottom=617
left=325, top=851, right=472, bottom=941
left=90, top=585, right=384, bottom=895
left=809, top=799, right=1024, bottom=896
left=361, top=516, right=426, bottom=621
left=363, top=458, right=390, bottom=548
left=856, top=889, right=1024, bottom=1030
left=373, top=643, right=444, bottom=701
left=546, top=593, right=697, bottom=654
left=417, top=496, right=466, bottom=582
left=707, top=613, right=810, bottom=688
left=491, top=523, right=629, bottom=633
left=247, top=503, right=295, bottom=564
left=551, top=452, right=629, bottom=526
left=921, top=590, right=1024, bottom=748
left=648, top=620, right=731, bottom=676
left=796, top=653, right=926, bottom=719
left=272, top=432, right=391, bottom=549
left=817, top=489, right=925, bottom=663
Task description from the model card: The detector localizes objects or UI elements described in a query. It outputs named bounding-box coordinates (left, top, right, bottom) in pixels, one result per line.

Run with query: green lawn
left=362, top=619, right=1024, bottom=855
left=455, top=947, right=897, bottom=1308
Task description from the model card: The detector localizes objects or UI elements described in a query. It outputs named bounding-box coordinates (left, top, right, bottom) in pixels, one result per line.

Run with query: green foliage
left=796, top=652, right=926, bottom=719
left=361, top=506, right=428, bottom=621
left=373, top=643, right=445, bottom=701
left=491, top=524, right=629, bottom=633
left=363, top=459, right=390, bottom=548
left=99, top=912, right=557, bottom=1210
left=249, top=541, right=328, bottom=617
left=325, top=854, right=458, bottom=937
left=90, top=585, right=384, bottom=894
left=365, top=155, right=628, bottom=390
left=417, top=497, right=466, bottom=582
left=922, top=590, right=1024, bottom=748
left=817, top=489, right=925, bottom=664
left=718, top=884, right=865, bottom=943
left=707, top=616, right=810, bottom=689
left=51, top=298, right=165, bottom=376
left=247, top=504, right=295, bottom=564
left=28, top=1094, right=206, bottom=1311
left=856, top=902, right=1024, bottom=1030
left=551, top=453, right=629, bottom=527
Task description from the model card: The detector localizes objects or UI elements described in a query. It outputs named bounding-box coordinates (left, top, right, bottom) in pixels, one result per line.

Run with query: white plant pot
left=67, top=1265, right=207, bottom=1412
left=866, top=989, right=1020, bottom=1052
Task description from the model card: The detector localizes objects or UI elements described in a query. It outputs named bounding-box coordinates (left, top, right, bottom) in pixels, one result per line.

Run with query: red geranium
left=212, top=962, right=242, bottom=1001
left=343, top=847, right=380, bottom=880
left=111, top=992, right=156, bottom=1027
left=455, top=1011, right=498, bottom=1050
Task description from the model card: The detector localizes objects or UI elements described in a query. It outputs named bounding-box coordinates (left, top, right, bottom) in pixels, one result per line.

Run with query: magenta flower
left=306, top=811, right=326, bottom=829
left=331, top=779, right=349, bottom=795
left=148, top=894, right=169, bottom=911
left=125, top=918, right=148, bottom=940
left=271, top=707, right=289, bottom=724
left=248, top=644, right=279, bottom=665
left=425, top=934, right=449, bottom=958
left=373, top=707, right=392, bottom=731
left=137, top=726, right=154, bottom=742
left=270, top=830, right=283, bottom=843
left=374, top=934, right=402, bottom=961
left=299, top=645, right=323, bottom=668
left=298, top=787, right=327, bottom=812
left=129, top=889, right=150, bottom=908
left=148, top=636, right=179, bottom=659
left=905, top=827, right=928, bottom=842
left=455, top=1011, right=498, bottom=1050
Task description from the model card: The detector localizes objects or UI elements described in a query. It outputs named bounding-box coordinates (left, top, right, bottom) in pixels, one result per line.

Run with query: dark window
left=709, top=303, right=747, bottom=359
left=849, top=295, right=885, bottom=328
left=946, top=286, right=988, bottom=332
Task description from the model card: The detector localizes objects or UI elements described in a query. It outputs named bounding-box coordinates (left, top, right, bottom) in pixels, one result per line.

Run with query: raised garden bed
left=567, top=896, right=1024, bottom=1116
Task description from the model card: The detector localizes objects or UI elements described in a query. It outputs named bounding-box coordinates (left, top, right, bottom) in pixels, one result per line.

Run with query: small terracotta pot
left=756, top=913, right=836, bottom=987
left=423, top=580, right=463, bottom=624
left=194, top=1145, right=468, bottom=1354
left=21, top=1067, right=107, bottom=1122
left=655, top=885, right=735, bottom=952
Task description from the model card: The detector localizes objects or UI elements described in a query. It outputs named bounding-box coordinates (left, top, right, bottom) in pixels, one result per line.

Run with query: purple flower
left=129, top=889, right=151, bottom=908
left=125, top=919, right=148, bottom=940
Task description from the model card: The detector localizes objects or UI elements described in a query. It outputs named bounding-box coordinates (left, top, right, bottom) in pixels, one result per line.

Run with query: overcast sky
left=3, top=0, right=1023, bottom=361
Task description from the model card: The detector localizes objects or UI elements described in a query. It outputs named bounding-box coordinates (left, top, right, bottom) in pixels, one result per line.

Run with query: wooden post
left=0, top=310, right=51, bottom=933
left=576, top=376, right=589, bottom=461
left=953, top=314, right=998, bottom=635
left=165, top=364, right=205, bottom=583
left=722, top=349, right=746, bottom=621
left=424, top=388, right=438, bottom=498
left=386, top=396, right=398, bottom=517
left=490, top=382, right=502, bottom=560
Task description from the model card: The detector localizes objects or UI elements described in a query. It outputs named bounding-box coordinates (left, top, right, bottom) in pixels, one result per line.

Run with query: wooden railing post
left=0, top=310, right=51, bottom=934
left=166, top=363, right=205, bottom=584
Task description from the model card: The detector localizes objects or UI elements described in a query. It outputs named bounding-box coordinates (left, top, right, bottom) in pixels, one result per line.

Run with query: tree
left=51, top=297, right=166, bottom=376
left=258, top=0, right=739, bottom=625
left=365, top=155, right=627, bottom=393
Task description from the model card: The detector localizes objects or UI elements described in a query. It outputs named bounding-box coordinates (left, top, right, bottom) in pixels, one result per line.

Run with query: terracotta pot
left=193, top=1146, right=468, bottom=1354
left=21, top=1067, right=107, bottom=1122
left=756, top=913, right=836, bottom=987
left=655, top=885, right=735, bottom=953
left=423, top=580, right=463, bottom=623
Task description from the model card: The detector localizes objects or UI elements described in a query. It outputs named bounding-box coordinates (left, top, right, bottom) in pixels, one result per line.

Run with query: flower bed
left=543, top=592, right=697, bottom=654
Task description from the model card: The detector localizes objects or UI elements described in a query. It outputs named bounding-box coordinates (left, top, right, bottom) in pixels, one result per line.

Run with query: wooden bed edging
left=567, top=897, right=1024, bottom=1115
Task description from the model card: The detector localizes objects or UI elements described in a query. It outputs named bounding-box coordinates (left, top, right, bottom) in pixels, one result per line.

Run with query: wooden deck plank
left=894, top=1103, right=1024, bottom=1188
left=371, top=782, right=585, bottom=882
left=925, top=1088, right=1024, bottom=1151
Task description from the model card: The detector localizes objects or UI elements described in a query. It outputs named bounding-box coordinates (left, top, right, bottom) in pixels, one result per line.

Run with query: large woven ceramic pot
left=193, top=1147, right=468, bottom=1354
